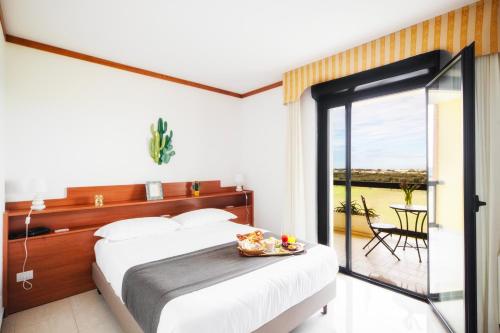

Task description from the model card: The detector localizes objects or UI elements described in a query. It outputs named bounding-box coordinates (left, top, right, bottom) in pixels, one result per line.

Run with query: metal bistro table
left=389, top=204, right=428, bottom=263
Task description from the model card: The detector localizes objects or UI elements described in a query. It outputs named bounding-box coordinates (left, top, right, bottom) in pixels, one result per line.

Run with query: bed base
left=92, top=263, right=336, bottom=333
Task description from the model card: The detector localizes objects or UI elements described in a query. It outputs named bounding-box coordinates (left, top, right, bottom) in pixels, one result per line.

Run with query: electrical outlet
left=16, top=270, right=33, bottom=283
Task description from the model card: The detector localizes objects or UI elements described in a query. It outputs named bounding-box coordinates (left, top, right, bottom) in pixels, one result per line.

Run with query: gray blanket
left=122, top=235, right=313, bottom=333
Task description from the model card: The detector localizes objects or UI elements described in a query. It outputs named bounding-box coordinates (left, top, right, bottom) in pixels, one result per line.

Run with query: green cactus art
left=149, top=117, right=175, bottom=165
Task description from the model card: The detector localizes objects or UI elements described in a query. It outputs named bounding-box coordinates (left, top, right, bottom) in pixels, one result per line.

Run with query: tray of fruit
left=236, top=232, right=306, bottom=257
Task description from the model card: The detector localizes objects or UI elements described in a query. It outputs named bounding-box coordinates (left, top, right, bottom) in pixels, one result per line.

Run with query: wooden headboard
left=3, top=180, right=254, bottom=314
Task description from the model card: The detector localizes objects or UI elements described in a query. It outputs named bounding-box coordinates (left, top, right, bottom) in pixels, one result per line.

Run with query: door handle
left=474, top=195, right=487, bottom=213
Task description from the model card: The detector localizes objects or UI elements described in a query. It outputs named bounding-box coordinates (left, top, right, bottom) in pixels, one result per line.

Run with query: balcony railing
left=333, top=179, right=427, bottom=190
left=332, top=180, right=429, bottom=238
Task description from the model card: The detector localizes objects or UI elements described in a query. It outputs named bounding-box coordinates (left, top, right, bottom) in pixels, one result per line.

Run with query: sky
left=331, top=89, right=427, bottom=170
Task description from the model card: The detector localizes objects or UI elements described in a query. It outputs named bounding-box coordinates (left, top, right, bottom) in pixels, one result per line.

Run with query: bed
left=93, top=220, right=338, bottom=333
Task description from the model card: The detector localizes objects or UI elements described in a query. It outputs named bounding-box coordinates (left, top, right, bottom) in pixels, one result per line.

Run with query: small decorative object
left=94, top=194, right=104, bottom=208
left=400, top=180, right=419, bottom=206
left=145, top=181, right=164, bottom=201
left=149, top=117, right=176, bottom=165
left=192, top=181, right=201, bottom=197
left=234, top=174, right=245, bottom=192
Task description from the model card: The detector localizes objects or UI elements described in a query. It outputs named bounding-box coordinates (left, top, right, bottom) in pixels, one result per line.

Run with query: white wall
left=239, top=87, right=317, bottom=239
left=5, top=44, right=243, bottom=201
left=239, top=88, right=287, bottom=233
left=4, top=43, right=318, bottom=240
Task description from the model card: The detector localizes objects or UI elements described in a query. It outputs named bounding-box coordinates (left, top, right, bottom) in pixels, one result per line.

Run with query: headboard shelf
left=3, top=180, right=254, bottom=314
left=5, top=190, right=251, bottom=217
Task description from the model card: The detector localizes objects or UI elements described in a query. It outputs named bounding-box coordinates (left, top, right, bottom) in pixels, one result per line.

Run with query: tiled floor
left=2, top=274, right=446, bottom=333
left=334, top=232, right=427, bottom=294
left=292, top=274, right=447, bottom=333
left=1, top=290, right=123, bottom=333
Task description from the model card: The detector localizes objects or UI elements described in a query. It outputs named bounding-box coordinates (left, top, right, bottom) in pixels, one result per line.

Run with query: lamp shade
left=234, top=174, right=245, bottom=185
left=234, top=174, right=245, bottom=191
left=30, top=178, right=47, bottom=194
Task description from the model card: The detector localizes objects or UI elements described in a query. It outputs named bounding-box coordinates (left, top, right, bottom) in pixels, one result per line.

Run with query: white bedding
left=95, top=221, right=338, bottom=333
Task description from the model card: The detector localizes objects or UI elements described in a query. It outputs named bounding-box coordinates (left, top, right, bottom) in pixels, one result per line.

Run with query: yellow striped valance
left=283, top=0, right=499, bottom=104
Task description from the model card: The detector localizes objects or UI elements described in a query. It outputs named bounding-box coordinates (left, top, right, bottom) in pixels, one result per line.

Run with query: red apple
left=281, top=234, right=288, bottom=243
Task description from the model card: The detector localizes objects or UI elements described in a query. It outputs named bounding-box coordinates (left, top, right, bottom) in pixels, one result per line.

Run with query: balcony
left=333, top=181, right=428, bottom=294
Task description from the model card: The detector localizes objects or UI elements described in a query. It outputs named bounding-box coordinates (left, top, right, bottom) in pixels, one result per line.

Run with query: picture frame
left=145, top=181, right=164, bottom=201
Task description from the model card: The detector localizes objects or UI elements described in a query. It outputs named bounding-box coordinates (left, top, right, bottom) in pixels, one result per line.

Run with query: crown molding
left=241, top=81, right=283, bottom=98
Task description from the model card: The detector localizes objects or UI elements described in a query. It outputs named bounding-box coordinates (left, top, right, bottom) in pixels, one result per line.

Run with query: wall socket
left=16, top=270, right=33, bottom=282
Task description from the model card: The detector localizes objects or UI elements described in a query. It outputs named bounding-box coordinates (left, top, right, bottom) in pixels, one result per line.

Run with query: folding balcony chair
left=361, top=195, right=400, bottom=261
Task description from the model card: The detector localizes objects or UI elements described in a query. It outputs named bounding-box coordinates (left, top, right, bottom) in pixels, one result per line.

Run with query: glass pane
left=427, top=57, right=465, bottom=333
left=350, top=89, right=427, bottom=294
left=330, top=106, right=346, bottom=267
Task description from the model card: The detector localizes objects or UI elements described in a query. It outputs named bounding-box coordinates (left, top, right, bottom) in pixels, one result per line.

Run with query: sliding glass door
left=426, top=44, right=479, bottom=333
left=315, top=46, right=483, bottom=333
left=350, top=90, right=427, bottom=289
left=329, top=89, right=428, bottom=293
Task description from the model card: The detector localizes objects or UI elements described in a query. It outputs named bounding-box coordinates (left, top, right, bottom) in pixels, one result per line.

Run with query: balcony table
left=389, top=204, right=428, bottom=263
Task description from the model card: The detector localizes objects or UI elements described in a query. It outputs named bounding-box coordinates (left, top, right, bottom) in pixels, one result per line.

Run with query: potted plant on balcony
left=333, top=200, right=378, bottom=237
left=400, top=180, right=419, bottom=206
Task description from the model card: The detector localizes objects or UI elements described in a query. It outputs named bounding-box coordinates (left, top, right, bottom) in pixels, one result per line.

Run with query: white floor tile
left=293, top=274, right=447, bottom=333
left=1, top=274, right=448, bottom=333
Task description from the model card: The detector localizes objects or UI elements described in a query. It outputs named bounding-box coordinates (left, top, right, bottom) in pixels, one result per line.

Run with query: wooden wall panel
left=226, top=205, right=253, bottom=226
left=7, top=230, right=98, bottom=314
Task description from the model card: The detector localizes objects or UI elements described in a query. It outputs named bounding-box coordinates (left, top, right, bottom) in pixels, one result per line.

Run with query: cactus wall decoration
left=149, top=118, right=175, bottom=165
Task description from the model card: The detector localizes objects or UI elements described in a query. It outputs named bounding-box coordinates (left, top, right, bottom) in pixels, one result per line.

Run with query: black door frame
left=312, top=46, right=479, bottom=333
left=461, top=43, right=477, bottom=333
left=425, top=44, right=478, bottom=333
left=313, top=50, right=446, bottom=245
left=313, top=50, right=444, bottom=300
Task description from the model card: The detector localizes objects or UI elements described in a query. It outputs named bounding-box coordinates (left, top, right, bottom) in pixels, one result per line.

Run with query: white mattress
left=95, top=221, right=338, bottom=333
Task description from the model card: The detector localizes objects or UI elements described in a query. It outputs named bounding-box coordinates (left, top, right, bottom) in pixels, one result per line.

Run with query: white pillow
left=94, top=217, right=180, bottom=241
left=172, top=208, right=237, bottom=229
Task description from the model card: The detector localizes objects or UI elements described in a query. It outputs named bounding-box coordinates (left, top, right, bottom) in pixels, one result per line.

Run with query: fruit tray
left=238, top=243, right=306, bottom=257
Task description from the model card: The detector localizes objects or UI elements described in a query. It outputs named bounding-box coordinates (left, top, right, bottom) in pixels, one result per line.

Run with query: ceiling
left=1, top=0, right=475, bottom=94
